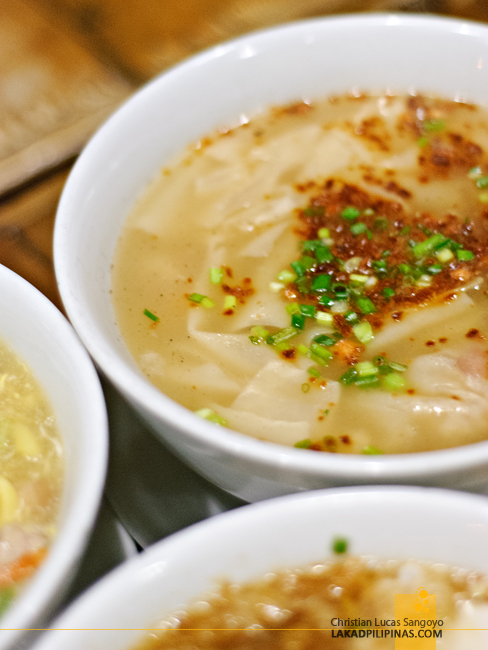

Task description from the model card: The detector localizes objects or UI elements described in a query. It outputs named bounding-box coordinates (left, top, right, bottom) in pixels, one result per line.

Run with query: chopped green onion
left=365, top=276, right=377, bottom=289
left=372, top=356, right=407, bottom=375
left=286, top=302, right=300, bottom=315
left=300, top=255, right=316, bottom=270
left=372, top=260, right=387, bottom=271
left=427, top=264, right=443, bottom=274
left=315, top=244, right=334, bottom=263
left=355, top=361, right=378, bottom=377
left=307, top=366, right=321, bottom=378
left=343, top=256, right=362, bottom=273
left=388, top=360, right=408, bottom=372
left=266, top=327, right=299, bottom=346
left=313, top=334, right=336, bottom=346
left=330, top=300, right=349, bottom=314
left=332, top=538, right=349, bottom=554
left=479, top=192, right=488, bottom=203
left=250, top=326, right=270, bottom=339
left=300, top=304, right=316, bottom=318
left=353, top=321, right=374, bottom=344
left=332, top=282, right=349, bottom=298
left=224, top=295, right=236, bottom=310
left=341, top=206, right=360, bottom=220
left=310, top=342, right=333, bottom=361
left=413, top=233, right=446, bottom=258
left=382, top=287, right=395, bottom=299
left=443, top=238, right=462, bottom=251
left=298, top=344, right=309, bottom=356
left=344, top=310, right=359, bottom=324
left=416, top=274, right=432, bottom=287
left=382, top=372, right=406, bottom=391
left=399, top=226, right=411, bottom=236
left=290, top=260, right=305, bottom=277
left=294, top=276, right=312, bottom=294
left=318, top=295, right=334, bottom=307
left=417, top=136, right=429, bottom=148
left=143, top=308, right=159, bottom=322
left=423, top=118, right=445, bottom=133
left=363, top=207, right=375, bottom=216
left=315, top=311, right=334, bottom=324
left=457, top=249, right=474, bottom=261
left=318, top=227, right=330, bottom=238
left=340, top=368, right=358, bottom=385
left=302, top=240, right=321, bottom=253
left=269, top=281, right=285, bottom=293
left=476, top=176, right=488, bottom=189
left=356, top=375, right=380, bottom=388
left=350, top=222, right=367, bottom=235
left=308, top=351, right=329, bottom=366
left=291, top=313, right=306, bottom=330
left=295, top=438, right=312, bottom=449
left=312, top=274, right=332, bottom=292
left=373, top=217, right=388, bottom=231
left=301, top=383, right=310, bottom=393
left=188, top=293, right=215, bottom=308
left=468, top=166, right=482, bottom=179
left=195, top=408, right=228, bottom=426
left=362, top=445, right=383, bottom=455
left=277, top=269, right=297, bottom=283
left=209, top=267, right=223, bottom=284
left=436, top=247, right=454, bottom=263
left=275, top=341, right=294, bottom=353
left=350, top=273, right=368, bottom=283
left=356, top=297, right=376, bottom=314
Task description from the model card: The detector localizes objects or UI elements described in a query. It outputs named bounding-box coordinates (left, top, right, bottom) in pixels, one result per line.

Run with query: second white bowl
left=31, top=487, right=488, bottom=650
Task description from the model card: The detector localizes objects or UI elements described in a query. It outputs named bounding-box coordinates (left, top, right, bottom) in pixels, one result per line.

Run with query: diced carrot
left=0, top=547, right=47, bottom=588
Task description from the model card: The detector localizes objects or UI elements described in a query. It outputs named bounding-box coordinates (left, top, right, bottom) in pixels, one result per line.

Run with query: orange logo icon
left=395, top=588, right=438, bottom=649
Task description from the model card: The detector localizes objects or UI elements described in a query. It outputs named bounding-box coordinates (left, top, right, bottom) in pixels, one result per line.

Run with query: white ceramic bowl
left=55, top=13, right=488, bottom=501
left=0, top=264, right=108, bottom=650
left=30, top=486, right=488, bottom=650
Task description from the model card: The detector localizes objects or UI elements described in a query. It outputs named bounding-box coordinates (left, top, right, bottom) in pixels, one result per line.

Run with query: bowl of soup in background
left=29, top=487, right=488, bottom=650
left=54, top=13, right=488, bottom=501
left=0, top=264, right=108, bottom=650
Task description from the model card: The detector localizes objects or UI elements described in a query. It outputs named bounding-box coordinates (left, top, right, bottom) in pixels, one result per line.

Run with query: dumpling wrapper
left=213, top=405, right=310, bottom=446
left=231, top=359, right=340, bottom=424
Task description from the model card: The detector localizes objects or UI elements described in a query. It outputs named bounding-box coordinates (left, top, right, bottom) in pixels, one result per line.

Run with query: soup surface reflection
left=112, top=94, right=488, bottom=454
left=0, top=340, right=63, bottom=616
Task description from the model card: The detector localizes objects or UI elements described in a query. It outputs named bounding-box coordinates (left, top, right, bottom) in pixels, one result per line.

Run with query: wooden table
left=1, top=0, right=486, bottom=310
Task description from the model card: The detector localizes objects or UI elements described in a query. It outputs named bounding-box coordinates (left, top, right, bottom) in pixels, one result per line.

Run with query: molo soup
left=112, top=94, right=488, bottom=455
left=0, top=339, right=63, bottom=616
